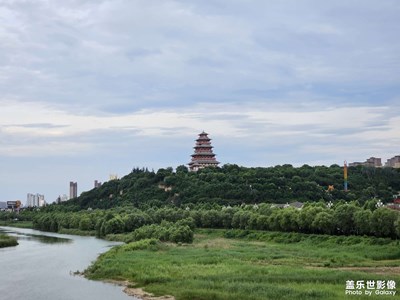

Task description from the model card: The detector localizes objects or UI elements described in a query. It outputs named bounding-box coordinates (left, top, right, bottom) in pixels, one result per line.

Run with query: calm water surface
left=0, top=226, right=138, bottom=300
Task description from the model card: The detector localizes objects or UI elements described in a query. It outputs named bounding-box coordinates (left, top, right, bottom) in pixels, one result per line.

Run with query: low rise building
left=385, top=155, right=400, bottom=168
left=349, top=157, right=382, bottom=167
left=385, top=194, right=400, bottom=211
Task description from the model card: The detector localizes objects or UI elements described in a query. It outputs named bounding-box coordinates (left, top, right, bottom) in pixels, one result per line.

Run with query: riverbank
left=0, top=220, right=33, bottom=228
left=0, top=233, right=18, bottom=248
left=0, top=226, right=133, bottom=300
left=85, top=229, right=400, bottom=300
left=105, top=280, right=175, bottom=300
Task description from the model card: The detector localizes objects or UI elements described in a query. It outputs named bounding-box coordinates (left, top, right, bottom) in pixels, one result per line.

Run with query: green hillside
left=62, top=164, right=400, bottom=210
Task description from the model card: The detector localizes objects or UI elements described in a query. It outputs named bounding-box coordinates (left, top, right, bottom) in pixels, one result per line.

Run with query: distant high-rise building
left=69, top=181, right=78, bottom=199
left=38, top=195, right=46, bottom=207
left=385, top=155, right=400, bottom=168
left=27, top=193, right=35, bottom=207
left=188, top=131, right=219, bottom=172
left=55, top=194, right=68, bottom=204
left=26, top=193, right=46, bottom=207
left=94, top=180, right=102, bottom=188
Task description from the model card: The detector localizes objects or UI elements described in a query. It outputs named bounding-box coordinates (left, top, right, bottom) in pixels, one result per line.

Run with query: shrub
left=119, top=239, right=160, bottom=252
left=132, top=223, right=193, bottom=243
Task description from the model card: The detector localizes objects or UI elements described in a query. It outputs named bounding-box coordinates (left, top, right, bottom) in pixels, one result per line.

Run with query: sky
left=1, top=0, right=399, bottom=203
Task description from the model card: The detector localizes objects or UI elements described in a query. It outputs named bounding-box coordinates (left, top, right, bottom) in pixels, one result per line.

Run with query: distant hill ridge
left=63, top=164, right=400, bottom=210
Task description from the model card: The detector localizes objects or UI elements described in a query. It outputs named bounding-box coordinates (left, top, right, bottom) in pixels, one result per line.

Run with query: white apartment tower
left=26, top=193, right=45, bottom=207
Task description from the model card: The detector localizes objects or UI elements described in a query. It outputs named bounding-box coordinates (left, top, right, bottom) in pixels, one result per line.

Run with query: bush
left=132, top=223, right=193, bottom=244
left=0, top=234, right=18, bottom=248
left=168, top=225, right=193, bottom=243
left=104, top=216, right=125, bottom=234
left=119, top=239, right=160, bottom=252
left=79, top=217, right=92, bottom=231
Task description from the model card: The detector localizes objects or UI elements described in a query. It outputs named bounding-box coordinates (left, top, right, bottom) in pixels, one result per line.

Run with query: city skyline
left=1, top=1, right=399, bottom=201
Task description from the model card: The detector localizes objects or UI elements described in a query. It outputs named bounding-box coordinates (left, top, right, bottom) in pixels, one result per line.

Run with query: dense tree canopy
left=3, top=164, right=399, bottom=242
left=54, top=164, right=400, bottom=210
left=14, top=201, right=398, bottom=240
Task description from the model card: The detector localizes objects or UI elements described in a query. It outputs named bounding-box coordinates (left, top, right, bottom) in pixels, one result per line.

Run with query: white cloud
left=1, top=0, right=399, bottom=113
left=1, top=99, right=398, bottom=160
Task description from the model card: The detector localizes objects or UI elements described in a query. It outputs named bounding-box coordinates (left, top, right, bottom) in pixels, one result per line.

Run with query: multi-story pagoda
left=188, top=131, right=219, bottom=171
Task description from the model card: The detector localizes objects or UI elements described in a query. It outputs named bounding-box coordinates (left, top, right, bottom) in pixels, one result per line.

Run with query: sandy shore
left=105, top=280, right=175, bottom=300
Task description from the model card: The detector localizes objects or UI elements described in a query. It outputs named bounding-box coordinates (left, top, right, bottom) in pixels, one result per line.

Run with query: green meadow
left=85, top=230, right=400, bottom=300
left=0, top=220, right=33, bottom=228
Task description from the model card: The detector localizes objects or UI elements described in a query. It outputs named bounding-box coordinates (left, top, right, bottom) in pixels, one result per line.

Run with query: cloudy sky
left=1, top=0, right=399, bottom=203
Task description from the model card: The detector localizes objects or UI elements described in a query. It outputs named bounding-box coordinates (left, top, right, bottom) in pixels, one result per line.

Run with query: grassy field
left=58, top=228, right=96, bottom=236
left=85, top=229, right=400, bottom=300
left=0, top=220, right=33, bottom=228
left=0, top=233, right=18, bottom=248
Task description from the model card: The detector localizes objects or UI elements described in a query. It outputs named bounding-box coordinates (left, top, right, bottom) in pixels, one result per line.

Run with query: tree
left=200, top=209, right=222, bottom=228
left=278, top=208, right=299, bottom=232
left=176, top=165, right=189, bottom=174
left=311, top=211, right=334, bottom=234
left=123, top=212, right=151, bottom=232
left=354, top=209, right=372, bottom=235
left=371, top=208, right=398, bottom=238
left=298, top=205, right=325, bottom=233
left=104, top=216, right=125, bottom=234
left=79, top=216, right=92, bottom=231
left=168, top=225, right=193, bottom=243
left=332, top=203, right=358, bottom=235
left=363, top=198, right=379, bottom=211
left=395, top=217, right=400, bottom=238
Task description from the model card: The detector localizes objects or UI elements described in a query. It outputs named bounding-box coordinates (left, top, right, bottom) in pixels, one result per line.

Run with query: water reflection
left=15, top=233, right=72, bottom=244
left=0, top=228, right=72, bottom=244
left=0, top=226, right=134, bottom=300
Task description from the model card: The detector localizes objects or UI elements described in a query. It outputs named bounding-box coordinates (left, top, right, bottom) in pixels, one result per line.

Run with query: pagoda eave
left=189, top=160, right=220, bottom=165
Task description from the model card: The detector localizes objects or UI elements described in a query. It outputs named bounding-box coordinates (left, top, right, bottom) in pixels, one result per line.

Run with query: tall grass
left=0, top=220, right=33, bottom=228
left=85, top=230, right=400, bottom=300
left=0, top=234, right=18, bottom=248
left=58, top=228, right=96, bottom=236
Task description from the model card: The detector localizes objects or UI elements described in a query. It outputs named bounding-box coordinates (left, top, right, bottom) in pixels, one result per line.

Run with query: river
left=0, top=226, right=138, bottom=300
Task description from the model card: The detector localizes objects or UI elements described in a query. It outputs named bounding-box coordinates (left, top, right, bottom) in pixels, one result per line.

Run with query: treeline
left=29, top=200, right=400, bottom=239
left=54, top=164, right=400, bottom=210
left=0, top=210, right=34, bottom=221
left=31, top=208, right=195, bottom=243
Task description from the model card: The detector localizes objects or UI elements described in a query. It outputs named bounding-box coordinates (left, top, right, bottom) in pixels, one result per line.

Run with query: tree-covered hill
left=58, top=164, right=400, bottom=210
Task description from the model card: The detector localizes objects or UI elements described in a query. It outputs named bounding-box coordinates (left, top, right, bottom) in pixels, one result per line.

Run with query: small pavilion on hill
left=188, top=131, right=219, bottom=171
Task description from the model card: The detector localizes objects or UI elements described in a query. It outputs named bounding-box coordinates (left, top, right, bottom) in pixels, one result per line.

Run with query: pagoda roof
left=196, top=138, right=211, bottom=142
left=190, top=160, right=218, bottom=164
left=191, top=152, right=216, bottom=156
left=189, top=160, right=220, bottom=165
